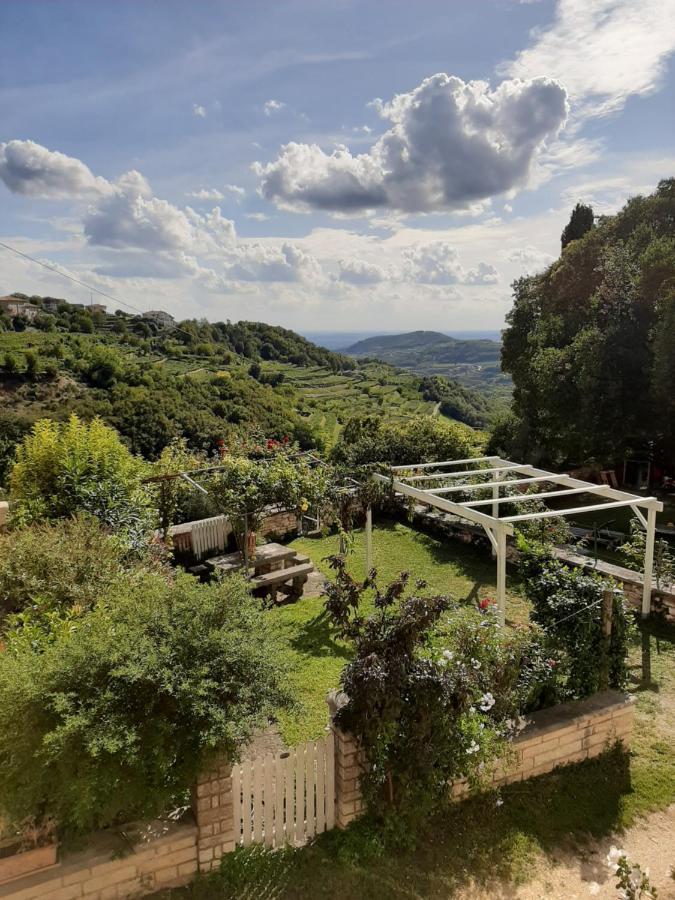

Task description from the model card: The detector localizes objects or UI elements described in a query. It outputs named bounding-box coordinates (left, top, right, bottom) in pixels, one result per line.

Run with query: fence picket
left=305, top=741, right=316, bottom=839
left=294, top=743, right=305, bottom=846
left=275, top=752, right=286, bottom=846
left=263, top=754, right=274, bottom=848
left=241, top=758, right=252, bottom=846
left=231, top=762, right=242, bottom=847
left=315, top=738, right=325, bottom=833
left=285, top=748, right=295, bottom=847
left=252, top=757, right=264, bottom=844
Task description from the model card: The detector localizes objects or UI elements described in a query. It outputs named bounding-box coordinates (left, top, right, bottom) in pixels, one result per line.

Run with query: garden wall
left=0, top=821, right=198, bottom=900
left=330, top=690, right=635, bottom=826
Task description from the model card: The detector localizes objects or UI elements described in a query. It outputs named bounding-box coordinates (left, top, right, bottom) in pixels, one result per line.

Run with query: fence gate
left=232, top=731, right=335, bottom=848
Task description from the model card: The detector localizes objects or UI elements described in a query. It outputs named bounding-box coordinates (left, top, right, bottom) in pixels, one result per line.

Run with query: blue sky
left=1, top=0, right=674, bottom=331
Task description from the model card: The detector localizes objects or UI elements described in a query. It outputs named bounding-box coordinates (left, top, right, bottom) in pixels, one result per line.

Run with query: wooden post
left=599, top=588, right=614, bottom=691
left=496, top=526, right=506, bottom=627
left=491, top=473, right=501, bottom=558
left=365, top=505, right=373, bottom=573
left=642, top=506, right=656, bottom=618
left=243, top=511, right=249, bottom=576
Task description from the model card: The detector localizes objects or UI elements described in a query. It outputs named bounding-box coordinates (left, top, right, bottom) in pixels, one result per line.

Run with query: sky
left=1, top=0, right=674, bottom=333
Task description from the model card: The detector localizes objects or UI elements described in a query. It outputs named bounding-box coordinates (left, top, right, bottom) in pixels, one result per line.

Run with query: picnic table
left=205, top=542, right=314, bottom=603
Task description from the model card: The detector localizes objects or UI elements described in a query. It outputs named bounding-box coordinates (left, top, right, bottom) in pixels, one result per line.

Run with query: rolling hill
left=344, top=330, right=511, bottom=398
left=0, top=301, right=492, bottom=481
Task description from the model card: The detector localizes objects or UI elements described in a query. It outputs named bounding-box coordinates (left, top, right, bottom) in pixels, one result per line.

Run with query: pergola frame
left=368, top=456, right=663, bottom=625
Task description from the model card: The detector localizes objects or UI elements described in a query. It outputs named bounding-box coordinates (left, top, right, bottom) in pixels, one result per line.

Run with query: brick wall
left=0, top=822, right=198, bottom=900
left=330, top=690, right=635, bottom=819
left=193, top=757, right=235, bottom=872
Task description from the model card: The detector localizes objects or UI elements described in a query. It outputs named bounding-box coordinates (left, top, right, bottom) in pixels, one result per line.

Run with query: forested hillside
left=345, top=330, right=510, bottom=399
left=0, top=304, right=490, bottom=482
left=493, top=179, right=675, bottom=469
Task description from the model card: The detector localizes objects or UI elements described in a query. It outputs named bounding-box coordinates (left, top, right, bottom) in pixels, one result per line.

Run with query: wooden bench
left=251, top=562, right=314, bottom=603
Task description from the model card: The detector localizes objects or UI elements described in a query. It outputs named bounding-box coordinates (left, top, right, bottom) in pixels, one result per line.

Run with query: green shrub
left=0, top=571, right=288, bottom=834
left=9, top=415, right=150, bottom=541
left=331, top=414, right=479, bottom=467
left=0, top=515, right=132, bottom=626
left=521, top=547, right=634, bottom=698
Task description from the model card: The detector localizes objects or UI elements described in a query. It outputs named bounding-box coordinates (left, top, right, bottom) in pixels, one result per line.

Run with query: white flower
left=471, top=658, right=481, bottom=670
left=479, top=692, right=495, bottom=711
left=466, top=740, right=480, bottom=754
left=442, top=650, right=454, bottom=661
left=495, top=798, right=504, bottom=807
left=516, top=715, right=529, bottom=733
left=606, top=846, right=625, bottom=872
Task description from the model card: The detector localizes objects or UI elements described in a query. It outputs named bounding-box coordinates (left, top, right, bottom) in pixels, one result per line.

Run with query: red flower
left=478, top=598, right=492, bottom=611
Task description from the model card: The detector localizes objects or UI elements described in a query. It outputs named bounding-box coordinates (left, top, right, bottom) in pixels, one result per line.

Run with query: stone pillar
left=327, top=691, right=366, bottom=829
left=194, top=757, right=236, bottom=872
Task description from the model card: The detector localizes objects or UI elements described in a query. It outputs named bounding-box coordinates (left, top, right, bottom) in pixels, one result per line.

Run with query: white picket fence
left=191, top=515, right=230, bottom=559
left=231, top=732, right=335, bottom=848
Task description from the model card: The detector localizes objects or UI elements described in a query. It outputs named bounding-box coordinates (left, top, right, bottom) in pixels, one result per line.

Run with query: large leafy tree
left=499, top=180, right=675, bottom=467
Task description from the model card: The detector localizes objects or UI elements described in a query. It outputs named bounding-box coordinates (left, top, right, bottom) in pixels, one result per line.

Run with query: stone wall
left=330, top=691, right=635, bottom=822
left=0, top=822, right=198, bottom=900
left=193, top=757, right=235, bottom=873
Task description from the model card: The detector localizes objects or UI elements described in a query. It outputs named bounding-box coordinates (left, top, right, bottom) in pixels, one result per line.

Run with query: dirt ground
left=463, top=805, right=675, bottom=900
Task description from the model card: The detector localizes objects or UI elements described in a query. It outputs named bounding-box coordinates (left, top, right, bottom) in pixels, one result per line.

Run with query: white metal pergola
left=367, top=455, right=663, bottom=626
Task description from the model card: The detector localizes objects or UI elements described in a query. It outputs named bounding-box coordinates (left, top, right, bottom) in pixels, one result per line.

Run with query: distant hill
left=344, top=331, right=511, bottom=399
left=0, top=301, right=492, bottom=480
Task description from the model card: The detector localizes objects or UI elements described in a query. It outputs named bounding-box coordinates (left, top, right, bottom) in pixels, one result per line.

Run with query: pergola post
left=491, top=473, right=501, bottom=558
left=365, top=505, right=373, bottom=573
left=642, top=506, right=657, bottom=618
left=496, top=526, right=507, bottom=627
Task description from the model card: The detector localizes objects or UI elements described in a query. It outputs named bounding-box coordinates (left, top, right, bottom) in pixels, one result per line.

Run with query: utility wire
left=0, top=239, right=200, bottom=344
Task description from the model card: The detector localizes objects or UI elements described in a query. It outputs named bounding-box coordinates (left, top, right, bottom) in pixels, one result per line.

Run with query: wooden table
left=206, top=543, right=314, bottom=603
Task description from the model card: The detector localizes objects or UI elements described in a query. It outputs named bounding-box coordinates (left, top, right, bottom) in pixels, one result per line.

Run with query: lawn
left=271, top=520, right=529, bottom=746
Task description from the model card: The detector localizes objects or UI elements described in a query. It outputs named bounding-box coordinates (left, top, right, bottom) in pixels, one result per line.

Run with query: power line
left=0, top=239, right=199, bottom=344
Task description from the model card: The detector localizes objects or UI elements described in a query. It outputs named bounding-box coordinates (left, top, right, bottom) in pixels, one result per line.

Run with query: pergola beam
left=405, top=464, right=531, bottom=483
left=427, top=474, right=562, bottom=495
left=372, top=473, right=514, bottom=534
left=391, top=456, right=500, bottom=472
left=501, top=498, right=653, bottom=523
left=463, top=485, right=610, bottom=508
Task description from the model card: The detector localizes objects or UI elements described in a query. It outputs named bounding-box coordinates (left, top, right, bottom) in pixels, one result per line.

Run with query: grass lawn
left=271, top=520, right=528, bottom=746
left=159, top=620, right=675, bottom=900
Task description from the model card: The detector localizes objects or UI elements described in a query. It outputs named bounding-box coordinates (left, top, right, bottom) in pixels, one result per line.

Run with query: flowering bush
left=324, top=557, right=552, bottom=838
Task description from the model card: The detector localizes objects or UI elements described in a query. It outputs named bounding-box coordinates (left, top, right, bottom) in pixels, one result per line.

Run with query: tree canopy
left=498, top=179, right=675, bottom=468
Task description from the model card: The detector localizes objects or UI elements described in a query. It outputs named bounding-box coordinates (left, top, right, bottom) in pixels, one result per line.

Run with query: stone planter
left=0, top=842, right=58, bottom=884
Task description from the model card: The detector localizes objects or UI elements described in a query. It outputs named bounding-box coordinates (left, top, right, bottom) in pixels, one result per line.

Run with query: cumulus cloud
left=193, top=103, right=207, bottom=118
left=338, top=258, right=386, bottom=284
left=264, top=99, right=287, bottom=116
left=225, top=242, right=322, bottom=283
left=84, top=171, right=199, bottom=251
left=255, top=73, right=568, bottom=214
left=401, top=241, right=499, bottom=285
left=0, top=139, right=110, bottom=199
left=504, top=245, right=556, bottom=273
left=186, top=188, right=224, bottom=201
left=502, top=0, right=675, bottom=120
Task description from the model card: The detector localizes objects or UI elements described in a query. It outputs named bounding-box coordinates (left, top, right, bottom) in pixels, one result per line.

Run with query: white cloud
left=186, top=187, right=224, bottom=201
left=401, top=241, right=499, bottom=285
left=84, top=171, right=199, bottom=251
left=0, top=139, right=110, bottom=199
left=338, top=258, right=386, bottom=284
left=501, top=0, right=675, bottom=120
left=225, top=242, right=323, bottom=283
left=245, top=212, right=271, bottom=221
left=255, top=73, right=568, bottom=214
left=264, top=99, right=287, bottom=116
left=504, top=245, right=556, bottom=273
left=193, top=103, right=207, bottom=118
